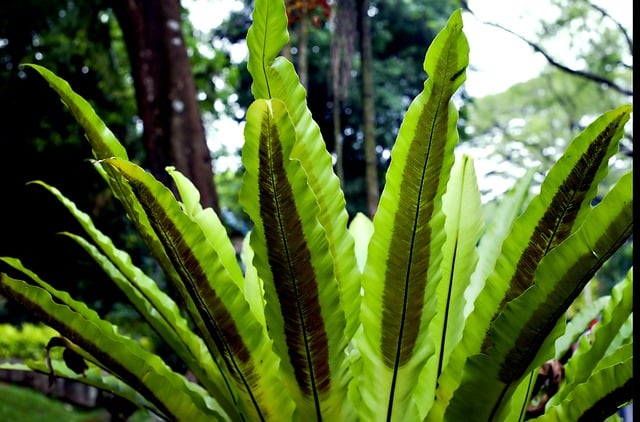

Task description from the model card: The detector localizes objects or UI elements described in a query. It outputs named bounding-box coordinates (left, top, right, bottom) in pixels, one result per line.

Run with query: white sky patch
left=463, top=0, right=632, bottom=97
left=182, top=0, right=243, bottom=30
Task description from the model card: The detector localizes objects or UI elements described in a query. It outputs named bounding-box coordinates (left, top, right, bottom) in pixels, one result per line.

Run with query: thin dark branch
left=484, top=21, right=633, bottom=97
left=590, top=2, right=633, bottom=54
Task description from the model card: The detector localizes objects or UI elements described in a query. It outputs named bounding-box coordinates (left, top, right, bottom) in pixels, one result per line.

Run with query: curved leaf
left=432, top=105, right=632, bottom=420
left=25, top=64, right=186, bottom=309
left=482, top=105, right=631, bottom=351
left=546, top=267, right=633, bottom=408
left=0, top=272, right=220, bottom=420
left=104, top=158, right=294, bottom=421
left=532, top=344, right=632, bottom=421
left=28, top=180, right=234, bottom=412
left=357, top=9, right=468, bottom=421
left=23, top=64, right=127, bottom=160
left=60, top=231, right=236, bottom=413
left=240, top=98, right=352, bottom=419
left=444, top=170, right=633, bottom=420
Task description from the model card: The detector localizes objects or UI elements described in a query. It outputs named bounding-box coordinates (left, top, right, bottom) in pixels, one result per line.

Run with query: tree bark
left=296, top=1, right=310, bottom=89
left=330, top=0, right=356, bottom=189
left=111, top=0, right=221, bottom=214
left=358, top=0, right=379, bottom=217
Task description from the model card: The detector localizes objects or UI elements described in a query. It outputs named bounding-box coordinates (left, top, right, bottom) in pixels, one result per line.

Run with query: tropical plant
left=0, top=1, right=632, bottom=420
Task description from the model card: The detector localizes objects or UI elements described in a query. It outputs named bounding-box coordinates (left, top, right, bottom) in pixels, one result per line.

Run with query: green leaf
left=532, top=344, right=632, bottom=421
left=240, top=98, right=352, bottom=419
left=464, top=169, right=535, bottom=317
left=23, top=64, right=128, bottom=160
left=428, top=168, right=534, bottom=421
left=25, top=64, right=185, bottom=304
left=547, top=267, right=633, bottom=408
left=104, top=158, right=294, bottom=421
left=348, top=213, right=375, bottom=274
left=444, top=170, right=633, bottom=420
left=553, top=296, right=608, bottom=360
left=356, top=9, right=468, bottom=421
left=0, top=272, right=220, bottom=420
left=27, top=180, right=235, bottom=413
left=482, top=105, right=632, bottom=351
left=0, top=360, right=158, bottom=414
left=247, top=0, right=362, bottom=342
left=432, top=105, right=631, bottom=420
left=429, top=154, right=483, bottom=387
left=166, top=166, right=246, bottom=295
left=60, top=231, right=236, bottom=412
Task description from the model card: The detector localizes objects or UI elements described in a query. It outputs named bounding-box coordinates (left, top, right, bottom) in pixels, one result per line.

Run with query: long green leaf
left=60, top=231, right=238, bottom=413
left=532, top=344, right=632, bottom=421
left=356, top=9, right=468, bottom=421
left=444, top=170, right=633, bottom=420
left=104, top=158, right=294, bottom=421
left=546, top=267, right=633, bottom=408
left=0, top=272, right=220, bottom=420
left=240, top=98, right=352, bottom=420
left=246, top=0, right=362, bottom=342
left=28, top=180, right=235, bottom=413
left=431, top=154, right=483, bottom=379
left=1, top=360, right=159, bottom=415
left=481, top=105, right=631, bottom=351
left=24, top=64, right=188, bottom=310
left=417, top=154, right=483, bottom=417
left=431, top=105, right=632, bottom=420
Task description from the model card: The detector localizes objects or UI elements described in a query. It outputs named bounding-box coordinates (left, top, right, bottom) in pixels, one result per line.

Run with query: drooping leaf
left=0, top=360, right=158, bottom=415
left=28, top=180, right=234, bottom=412
left=23, top=64, right=128, bottom=160
left=0, top=271, right=221, bottom=421
left=356, top=9, right=468, bottom=421
left=104, top=158, right=294, bottom=421
left=240, top=98, right=352, bottom=420
left=25, top=64, right=185, bottom=307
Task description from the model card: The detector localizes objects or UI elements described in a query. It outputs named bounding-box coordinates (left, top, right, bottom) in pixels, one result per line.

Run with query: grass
left=0, top=382, right=157, bottom=421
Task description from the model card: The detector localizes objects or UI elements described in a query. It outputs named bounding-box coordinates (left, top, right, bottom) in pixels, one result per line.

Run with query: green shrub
left=0, top=323, right=58, bottom=360
left=0, top=1, right=632, bottom=420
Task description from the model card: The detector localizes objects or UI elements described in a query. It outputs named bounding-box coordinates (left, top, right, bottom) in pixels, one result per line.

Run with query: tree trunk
left=330, top=0, right=356, bottom=189
left=111, top=0, right=220, bottom=214
left=358, top=0, right=379, bottom=217
left=297, top=1, right=310, bottom=89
